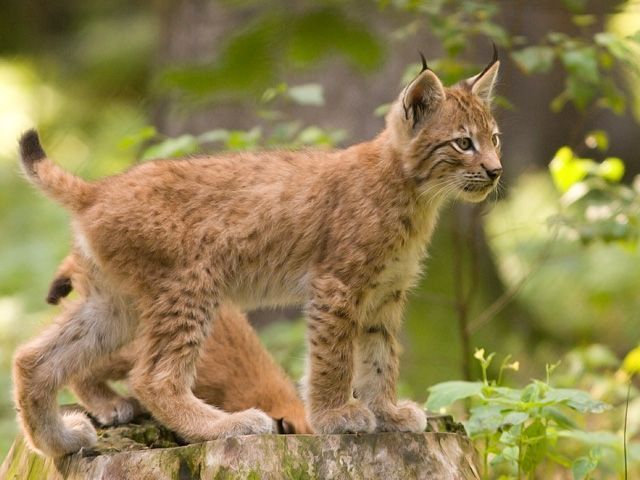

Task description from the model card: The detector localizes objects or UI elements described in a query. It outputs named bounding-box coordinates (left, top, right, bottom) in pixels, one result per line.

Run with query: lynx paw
left=90, top=396, right=144, bottom=426
left=213, top=408, right=274, bottom=437
left=374, top=399, right=427, bottom=433
left=41, top=411, right=98, bottom=457
left=310, top=400, right=377, bottom=434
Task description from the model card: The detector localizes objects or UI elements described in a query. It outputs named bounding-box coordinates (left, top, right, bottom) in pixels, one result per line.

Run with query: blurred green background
left=2, top=0, right=640, bottom=476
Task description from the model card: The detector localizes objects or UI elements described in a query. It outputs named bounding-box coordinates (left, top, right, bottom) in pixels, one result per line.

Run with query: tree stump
left=0, top=409, right=479, bottom=479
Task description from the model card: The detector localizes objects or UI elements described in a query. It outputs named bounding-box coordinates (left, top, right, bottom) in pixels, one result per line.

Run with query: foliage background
left=1, top=0, right=640, bottom=477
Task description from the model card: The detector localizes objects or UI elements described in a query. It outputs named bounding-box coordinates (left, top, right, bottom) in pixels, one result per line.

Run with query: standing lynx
left=14, top=52, right=501, bottom=457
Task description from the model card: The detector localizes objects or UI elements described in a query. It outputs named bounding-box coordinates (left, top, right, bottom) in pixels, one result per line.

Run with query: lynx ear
left=465, top=46, right=500, bottom=104
left=402, top=69, right=446, bottom=129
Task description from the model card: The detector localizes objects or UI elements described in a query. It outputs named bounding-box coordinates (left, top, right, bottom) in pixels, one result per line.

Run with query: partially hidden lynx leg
left=305, top=275, right=376, bottom=434
left=70, top=352, right=143, bottom=426
left=129, top=283, right=273, bottom=442
left=353, top=290, right=427, bottom=433
left=13, top=298, right=133, bottom=457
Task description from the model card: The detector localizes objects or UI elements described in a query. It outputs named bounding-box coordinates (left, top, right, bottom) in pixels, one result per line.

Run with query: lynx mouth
left=462, top=182, right=494, bottom=193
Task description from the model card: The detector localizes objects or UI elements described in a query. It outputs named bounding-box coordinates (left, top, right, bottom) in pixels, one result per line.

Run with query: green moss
left=278, top=437, right=314, bottom=480
left=2, top=437, right=53, bottom=480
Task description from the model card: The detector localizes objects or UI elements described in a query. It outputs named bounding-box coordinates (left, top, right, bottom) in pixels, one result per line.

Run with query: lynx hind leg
left=13, top=298, right=134, bottom=457
left=129, top=287, right=273, bottom=443
left=304, top=276, right=376, bottom=434
left=353, top=296, right=427, bottom=433
left=70, top=352, right=143, bottom=426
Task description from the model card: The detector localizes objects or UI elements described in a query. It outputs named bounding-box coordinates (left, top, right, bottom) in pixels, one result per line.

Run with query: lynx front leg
left=353, top=290, right=427, bottom=433
left=129, top=283, right=273, bottom=442
left=305, top=275, right=376, bottom=434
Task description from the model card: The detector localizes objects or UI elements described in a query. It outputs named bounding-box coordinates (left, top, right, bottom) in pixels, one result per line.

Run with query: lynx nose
left=484, top=166, right=502, bottom=180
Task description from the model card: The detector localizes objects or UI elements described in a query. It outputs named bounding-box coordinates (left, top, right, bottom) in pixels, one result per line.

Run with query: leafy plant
left=426, top=349, right=611, bottom=479
left=548, top=134, right=640, bottom=244
left=122, top=83, right=348, bottom=161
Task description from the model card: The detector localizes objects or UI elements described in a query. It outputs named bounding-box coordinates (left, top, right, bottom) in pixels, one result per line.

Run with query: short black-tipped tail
left=19, top=129, right=47, bottom=175
left=18, top=129, right=95, bottom=212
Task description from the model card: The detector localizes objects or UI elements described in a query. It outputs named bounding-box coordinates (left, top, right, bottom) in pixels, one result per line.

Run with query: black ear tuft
left=473, top=43, right=499, bottom=87
left=19, top=129, right=47, bottom=173
left=419, top=51, right=428, bottom=73
left=46, top=275, right=73, bottom=305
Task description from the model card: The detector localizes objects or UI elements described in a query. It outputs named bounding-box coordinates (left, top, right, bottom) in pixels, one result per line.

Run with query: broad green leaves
left=160, top=7, right=382, bottom=100
left=512, top=46, right=555, bottom=74
left=425, top=351, right=611, bottom=478
left=141, top=134, right=199, bottom=160
left=548, top=142, right=640, bottom=244
left=509, top=26, right=639, bottom=114
left=549, top=145, right=624, bottom=193
left=426, top=381, right=484, bottom=411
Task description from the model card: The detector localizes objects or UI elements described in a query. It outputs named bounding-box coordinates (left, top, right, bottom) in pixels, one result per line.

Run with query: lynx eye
left=454, top=137, right=474, bottom=151
left=491, top=133, right=500, bottom=148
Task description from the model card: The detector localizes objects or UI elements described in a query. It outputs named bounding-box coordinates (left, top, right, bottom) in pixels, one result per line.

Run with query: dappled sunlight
left=0, top=60, right=62, bottom=160
left=486, top=172, right=640, bottom=345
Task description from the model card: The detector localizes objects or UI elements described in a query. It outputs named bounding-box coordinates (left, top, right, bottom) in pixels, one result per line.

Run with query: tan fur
left=50, top=253, right=312, bottom=435
left=14, top=58, right=501, bottom=456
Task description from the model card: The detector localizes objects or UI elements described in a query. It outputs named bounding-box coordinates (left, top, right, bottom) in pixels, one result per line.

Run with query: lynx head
left=386, top=49, right=502, bottom=203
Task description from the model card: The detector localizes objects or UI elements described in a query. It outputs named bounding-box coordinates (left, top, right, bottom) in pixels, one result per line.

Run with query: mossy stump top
left=0, top=412, right=479, bottom=479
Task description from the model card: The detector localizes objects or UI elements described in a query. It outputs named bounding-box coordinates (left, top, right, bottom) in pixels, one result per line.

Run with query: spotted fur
left=14, top=56, right=501, bottom=456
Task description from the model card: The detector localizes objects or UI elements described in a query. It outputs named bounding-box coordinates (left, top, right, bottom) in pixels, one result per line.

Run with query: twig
left=468, top=229, right=558, bottom=334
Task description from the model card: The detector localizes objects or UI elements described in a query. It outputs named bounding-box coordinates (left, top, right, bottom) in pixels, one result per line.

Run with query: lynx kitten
left=14, top=52, right=501, bottom=457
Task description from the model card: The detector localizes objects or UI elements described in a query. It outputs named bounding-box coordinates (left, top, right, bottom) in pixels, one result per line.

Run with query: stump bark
left=0, top=411, right=479, bottom=479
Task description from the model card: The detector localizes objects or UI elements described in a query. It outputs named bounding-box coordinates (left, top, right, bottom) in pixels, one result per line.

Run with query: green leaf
left=594, top=33, right=634, bottom=63
left=549, top=147, right=586, bottom=192
left=198, top=129, right=229, bottom=145
left=118, top=126, right=157, bottom=150
left=521, top=419, right=547, bottom=473
left=511, top=46, right=555, bottom=74
left=465, top=404, right=504, bottom=436
left=426, top=381, right=483, bottom=411
left=541, top=406, right=577, bottom=429
left=520, top=382, right=542, bottom=402
left=562, top=0, right=588, bottom=12
left=288, top=84, right=324, bottom=106
left=561, top=47, right=599, bottom=84
left=296, top=126, right=346, bottom=147
left=560, top=430, right=619, bottom=448
left=597, top=157, right=625, bottom=183
left=225, top=127, right=262, bottom=150
left=544, top=388, right=611, bottom=413
left=141, top=135, right=199, bottom=160
left=262, top=82, right=288, bottom=103
left=501, top=411, right=529, bottom=426
left=572, top=15, right=596, bottom=27
left=572, top=454, right=598, bottom=480
left=288, top=7, right=383, bottom=70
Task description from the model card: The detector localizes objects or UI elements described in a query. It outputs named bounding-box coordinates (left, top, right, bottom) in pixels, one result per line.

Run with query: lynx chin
left=14, top=50, right=501, bottom=457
